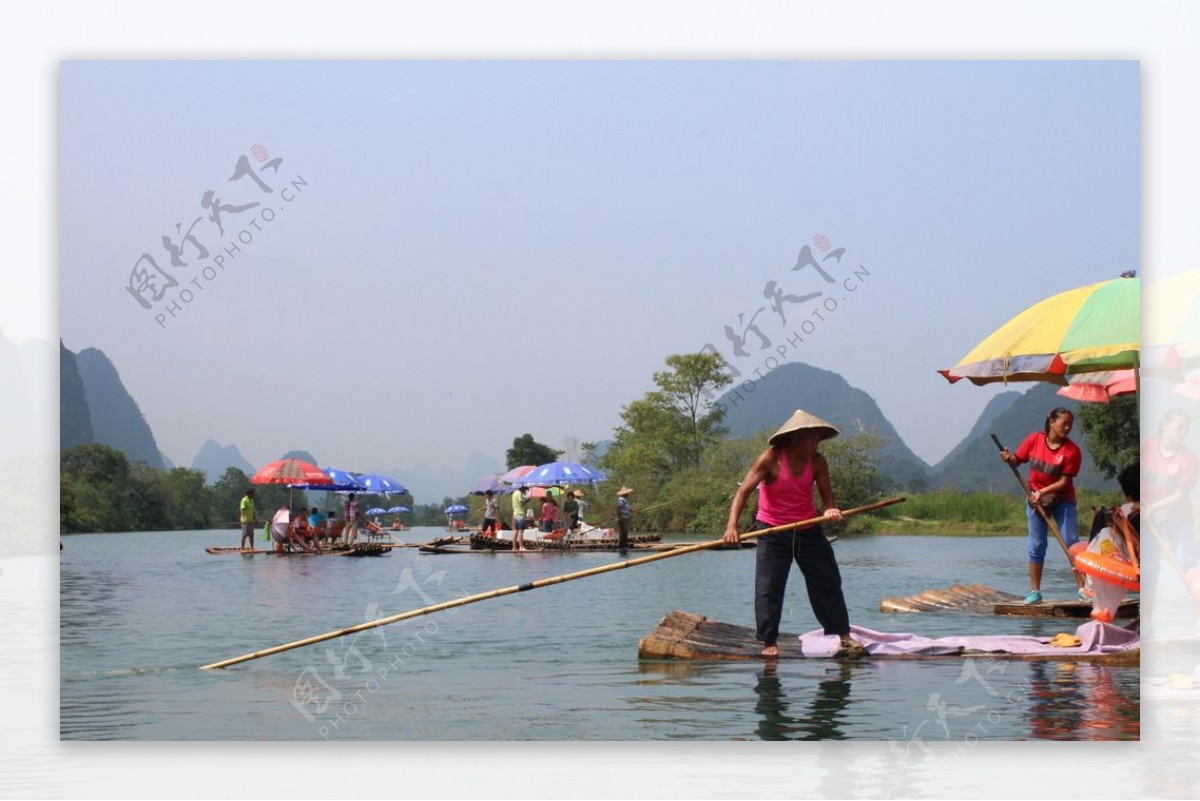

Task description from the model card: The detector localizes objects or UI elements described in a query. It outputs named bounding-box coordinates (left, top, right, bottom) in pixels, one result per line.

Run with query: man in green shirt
left=511, top=488, right=528, bottom=551
left=239, top=488, right=257, bottom=550
left=564, top=492, right=580, bottom=532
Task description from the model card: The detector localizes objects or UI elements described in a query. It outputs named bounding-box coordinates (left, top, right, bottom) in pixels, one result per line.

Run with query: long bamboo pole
left=200, top=496, right=905, bottom=669
left=575, top=497, right=684, bottom=535
left=990, top=434, right=1085, bottom=588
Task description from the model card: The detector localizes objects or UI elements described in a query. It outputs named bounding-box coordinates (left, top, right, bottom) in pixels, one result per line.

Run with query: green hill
left=716, top=362, right=933, bottom=491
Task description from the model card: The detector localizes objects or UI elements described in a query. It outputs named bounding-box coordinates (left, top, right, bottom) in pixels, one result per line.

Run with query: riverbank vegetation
left=59, top=444, right=414, bottom=534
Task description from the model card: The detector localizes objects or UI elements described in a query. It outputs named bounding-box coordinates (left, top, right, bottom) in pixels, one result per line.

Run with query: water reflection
left=754, top=661, right=860, bottom=741
left=1016, top=661, right=1139, bottom=740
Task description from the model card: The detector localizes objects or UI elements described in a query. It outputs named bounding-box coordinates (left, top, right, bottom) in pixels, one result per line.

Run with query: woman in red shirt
left=1000, top=407, right=1082, bottom=604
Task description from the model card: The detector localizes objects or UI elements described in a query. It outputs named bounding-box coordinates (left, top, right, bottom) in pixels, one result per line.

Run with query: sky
left=56, top=59, right=1140, bottom=494
left=6, top=1, right=1200, bottom=797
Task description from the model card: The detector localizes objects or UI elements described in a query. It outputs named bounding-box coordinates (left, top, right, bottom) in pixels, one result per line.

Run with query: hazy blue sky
left=59, top=60, right=1139, bottom=490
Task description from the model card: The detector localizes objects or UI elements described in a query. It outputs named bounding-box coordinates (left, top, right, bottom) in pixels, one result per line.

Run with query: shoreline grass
left=859, top=487, right=1124, bottom=538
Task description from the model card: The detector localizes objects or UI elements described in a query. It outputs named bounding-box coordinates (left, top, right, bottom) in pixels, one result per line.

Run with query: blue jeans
left=1026, top=501, right=1078, bottom=563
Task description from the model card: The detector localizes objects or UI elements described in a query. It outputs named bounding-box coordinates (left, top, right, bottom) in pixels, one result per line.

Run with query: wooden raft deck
left=637, top=610, right=803, bottom=660
left=637, top=610, right=1140, bottom=665
left=880, top=583, right=1139, bottom=619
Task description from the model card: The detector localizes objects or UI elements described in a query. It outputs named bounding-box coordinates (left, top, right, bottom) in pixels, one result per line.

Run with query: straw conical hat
left=768, top=409, right=840, bottom=447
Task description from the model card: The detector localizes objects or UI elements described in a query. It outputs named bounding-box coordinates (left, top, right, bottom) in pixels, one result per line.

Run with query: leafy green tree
left=159, top=467, right=213, bottom=530
left=506, top=434, right=561, bottom=469
left=1075, top=395, right=1139, bottom=478
left=820, top=432, right=886, bottom=533
left=127, top=464, right=171, bottom=531
left=60, top=444, right=135, bottom=532
left=211, top=467, right=253, bottom=525
left=654, top=353, right=734, bottom=467
left=602, top=352, right=732, bottom=488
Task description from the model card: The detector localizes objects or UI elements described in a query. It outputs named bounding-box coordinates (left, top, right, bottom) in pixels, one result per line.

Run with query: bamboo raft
left=204, top=542, right=392, bottom=557
left=638, top=610, right=805, bottom=660
left=467, top=533, right=664, bottom=551
left=880, top=583, right=1139, bottom=619
left=637, top=610, right=1140, bottom=665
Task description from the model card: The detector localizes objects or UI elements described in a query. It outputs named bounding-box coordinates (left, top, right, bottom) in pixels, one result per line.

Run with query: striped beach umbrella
left=940, top=276, right=1139, bottom=386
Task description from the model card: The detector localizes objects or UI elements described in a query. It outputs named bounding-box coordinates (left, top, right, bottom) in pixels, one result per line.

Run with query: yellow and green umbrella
left=939, top=276, right=1140, bottom=386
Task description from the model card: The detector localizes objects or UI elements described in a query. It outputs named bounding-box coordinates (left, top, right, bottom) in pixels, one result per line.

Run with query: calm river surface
left=59, top=528, right=1139, bottom=741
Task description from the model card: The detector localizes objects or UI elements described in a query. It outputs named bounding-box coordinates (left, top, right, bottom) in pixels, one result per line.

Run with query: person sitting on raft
left=308, top=507, right=326, bottom=548
left=289, top=510, right=317, bottom=552
left=723, top=409, right=866, bottom=659
left=269, top=506, right=291, bottom=554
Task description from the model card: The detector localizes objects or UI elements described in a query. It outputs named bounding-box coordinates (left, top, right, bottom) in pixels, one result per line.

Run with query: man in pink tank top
left=724, top=409, right=866, bottom=659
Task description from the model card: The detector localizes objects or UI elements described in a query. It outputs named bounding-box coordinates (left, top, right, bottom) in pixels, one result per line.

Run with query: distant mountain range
left=60, top=342, right=164, bottom=468
left=75, top=348, right=164, bottom=469
left=59, top=343, right=94, bottom=452
left=59, top=346, right=1116, bottom=499
left=372, top=450, right=504, bottom=504
left=930, top=382, right=1108, bottom=492
left=191, top=439, right=255, bottom=482
left=715, top=361, right=1108, bottom=492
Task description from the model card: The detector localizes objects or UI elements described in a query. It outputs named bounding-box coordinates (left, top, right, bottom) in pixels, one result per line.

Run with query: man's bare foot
left=761, top=643, right=779, bottom=658
left=833, top=638, right=868, bottom=659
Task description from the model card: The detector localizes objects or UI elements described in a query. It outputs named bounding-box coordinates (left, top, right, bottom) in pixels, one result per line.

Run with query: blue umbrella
left=356, top=473, right=408, bottom=495
left=516, top=461, right=608, bottom=487
left=444, top=504, right=469, bottom=514
left=324, top=467, right=366, bottom=489
left=291, top=481, right=366, bottom=492
left=386, top=506, right=410, bottom=514
left=365, top=507, right=387, bottom=516
left=290, top=470, right=364, bottom=494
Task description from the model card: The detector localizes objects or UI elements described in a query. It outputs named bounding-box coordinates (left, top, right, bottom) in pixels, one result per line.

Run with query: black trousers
left=617, top=518, right=630, bottom=550
left=753, top=520, right=850, bottom=643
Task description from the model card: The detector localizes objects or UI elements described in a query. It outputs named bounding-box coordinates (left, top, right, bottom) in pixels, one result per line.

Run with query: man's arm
left=813, top=454, right=843, bottom=522
left=723, top=449, right=773, bottom=543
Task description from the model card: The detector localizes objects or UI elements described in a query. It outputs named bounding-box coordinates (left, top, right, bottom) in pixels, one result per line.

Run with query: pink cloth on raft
left=798, top=622, right=1140, bottom=658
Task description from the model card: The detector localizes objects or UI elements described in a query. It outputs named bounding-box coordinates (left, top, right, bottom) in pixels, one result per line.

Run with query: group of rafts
left=206, top=506, right=1141, bottom=664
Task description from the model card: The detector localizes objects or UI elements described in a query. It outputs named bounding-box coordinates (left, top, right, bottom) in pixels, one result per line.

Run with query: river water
left=57, top=527, right=1140, bottom=743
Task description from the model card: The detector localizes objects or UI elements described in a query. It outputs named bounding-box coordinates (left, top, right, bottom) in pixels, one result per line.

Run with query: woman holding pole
left=999, top=407, right=1083, bottom=604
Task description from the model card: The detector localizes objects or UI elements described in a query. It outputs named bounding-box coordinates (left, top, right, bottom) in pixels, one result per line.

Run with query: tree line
left=61, top=353, right=1138, bottom=535
left=60, top=444, right=411, bottom=534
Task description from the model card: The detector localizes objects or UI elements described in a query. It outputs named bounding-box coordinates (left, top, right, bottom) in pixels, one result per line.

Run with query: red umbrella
left=251, top=459, right=333, bottom=508
left=251, top=458, right=332, bottom=486
left=498, top=465, right=536, bottom=484
left=1055, top=370, right=1138, bottom=403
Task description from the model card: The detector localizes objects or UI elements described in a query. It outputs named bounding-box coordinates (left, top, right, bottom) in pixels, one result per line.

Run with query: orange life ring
left=1075, top=550, right=1140, bottom=591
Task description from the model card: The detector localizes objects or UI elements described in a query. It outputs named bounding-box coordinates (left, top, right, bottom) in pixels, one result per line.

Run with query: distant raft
left=879, top=583, right=1021, bottom=614
left=204, top=542, right=391, bottom=557
left=880, top=582, right=1138, bottom=619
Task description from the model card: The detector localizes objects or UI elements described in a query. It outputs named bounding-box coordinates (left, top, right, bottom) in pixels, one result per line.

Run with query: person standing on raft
left=999, top=407, right=1083, bottom=605
left=723, top=409, right=865, bottom=659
